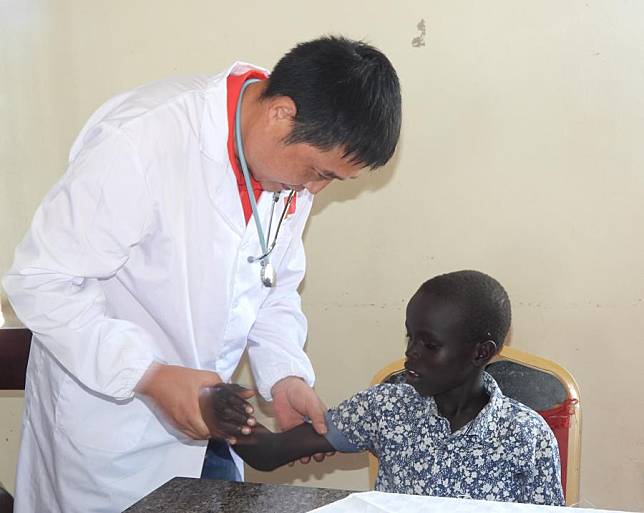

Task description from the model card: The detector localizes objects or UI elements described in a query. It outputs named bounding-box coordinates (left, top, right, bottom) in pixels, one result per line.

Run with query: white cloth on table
left=308, top=491, right=626, bottom=513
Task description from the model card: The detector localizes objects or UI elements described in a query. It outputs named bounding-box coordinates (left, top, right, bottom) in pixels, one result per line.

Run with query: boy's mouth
left=404, top=362, right=421, bottom=380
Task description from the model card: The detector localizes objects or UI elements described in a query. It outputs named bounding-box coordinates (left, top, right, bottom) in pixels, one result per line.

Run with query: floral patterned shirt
left=324, top=372, right=564, bottom=505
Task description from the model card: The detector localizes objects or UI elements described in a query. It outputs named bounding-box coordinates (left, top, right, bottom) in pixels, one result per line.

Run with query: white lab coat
left=2, top=62, right=315, bottom=513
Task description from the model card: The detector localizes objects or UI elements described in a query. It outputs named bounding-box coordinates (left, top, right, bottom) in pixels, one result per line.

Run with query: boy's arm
left=233, top=423, right=335, bottom=472
left=199, top=384, right=335, bottom=471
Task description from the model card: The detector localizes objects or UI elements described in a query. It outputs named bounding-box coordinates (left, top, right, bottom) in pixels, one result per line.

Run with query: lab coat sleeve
left=246, top=201, right=315, bottom=400
left=2, top=124, right=157, bottom=400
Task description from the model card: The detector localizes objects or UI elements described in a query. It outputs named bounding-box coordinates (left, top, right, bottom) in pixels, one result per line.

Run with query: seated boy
left=201, top=270, right=564, bottom=505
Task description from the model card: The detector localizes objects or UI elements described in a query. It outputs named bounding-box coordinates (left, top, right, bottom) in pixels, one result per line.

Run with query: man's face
left=247, top=139, right=365, bottom=194
left=403, top=290, right=480, bottom=397
left=242, top=90, right=366, bottom=194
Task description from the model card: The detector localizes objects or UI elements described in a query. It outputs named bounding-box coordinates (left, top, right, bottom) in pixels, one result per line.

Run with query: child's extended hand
left=199, top=383, right=259, bottom=445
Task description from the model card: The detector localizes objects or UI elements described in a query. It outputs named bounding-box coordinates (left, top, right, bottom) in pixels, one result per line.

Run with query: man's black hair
left=263, top=36, right=402, bottom=169
left=419, top=270, right=512, bottom=348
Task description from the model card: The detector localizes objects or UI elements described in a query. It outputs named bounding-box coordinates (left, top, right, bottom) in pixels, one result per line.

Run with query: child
left=201, top=270, right=564, bottom=505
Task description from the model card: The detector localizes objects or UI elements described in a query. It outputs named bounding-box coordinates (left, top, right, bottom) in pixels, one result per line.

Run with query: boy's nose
left=405, top=340, right=420, bottom=359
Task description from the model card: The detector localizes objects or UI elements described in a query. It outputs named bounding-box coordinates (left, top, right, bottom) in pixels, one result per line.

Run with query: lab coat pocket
left=56, top=374, right=152, bottom=453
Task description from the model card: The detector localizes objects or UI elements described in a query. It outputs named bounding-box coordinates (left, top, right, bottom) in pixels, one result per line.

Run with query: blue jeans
left=200, top=439, right=241, bottom=481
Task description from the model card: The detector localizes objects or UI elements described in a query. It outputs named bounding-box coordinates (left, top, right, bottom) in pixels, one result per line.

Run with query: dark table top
left=123, top=478, right=352, bottom=513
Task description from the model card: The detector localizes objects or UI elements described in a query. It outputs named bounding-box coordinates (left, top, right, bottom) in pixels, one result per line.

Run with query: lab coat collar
left=200, top=61, right=269, bottom=164
left=199, top=61, right=270, bottom=234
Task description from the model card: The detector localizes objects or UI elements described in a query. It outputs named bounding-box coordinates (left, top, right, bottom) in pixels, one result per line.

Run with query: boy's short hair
left=263, top=36, right=402, bottom=169
left=420, top=270, right=512, bottom=347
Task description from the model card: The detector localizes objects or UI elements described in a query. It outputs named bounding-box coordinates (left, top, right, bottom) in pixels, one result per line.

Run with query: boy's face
left=404, top=289, right=483, bottom=397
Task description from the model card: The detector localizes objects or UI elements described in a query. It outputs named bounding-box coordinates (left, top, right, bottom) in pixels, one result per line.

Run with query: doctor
left=3, top=36, right=401, bottom=513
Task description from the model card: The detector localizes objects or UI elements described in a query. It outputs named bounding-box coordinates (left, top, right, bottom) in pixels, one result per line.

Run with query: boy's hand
left=199, top=383, right=257, bottom=444
left=135, top=363, right=222, bottom=440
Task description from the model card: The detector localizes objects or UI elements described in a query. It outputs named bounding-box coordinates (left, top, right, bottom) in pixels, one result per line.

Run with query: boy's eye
left=422, top=340, right=439, bottom=350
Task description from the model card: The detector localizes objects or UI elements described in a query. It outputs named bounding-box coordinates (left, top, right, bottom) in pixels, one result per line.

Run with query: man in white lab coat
left=2, top=36, right=401, bottom=512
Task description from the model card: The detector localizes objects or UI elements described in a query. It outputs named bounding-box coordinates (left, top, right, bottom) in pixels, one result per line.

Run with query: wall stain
left=412, top=19, right=427, bottom=48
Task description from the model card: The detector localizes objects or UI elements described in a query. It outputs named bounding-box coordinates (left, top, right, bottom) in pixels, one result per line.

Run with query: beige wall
left=2, top=1, right=644, bottom=510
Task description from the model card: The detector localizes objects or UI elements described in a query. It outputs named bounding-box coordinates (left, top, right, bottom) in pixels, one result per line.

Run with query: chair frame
left=368, top=346, right=582, bottom=506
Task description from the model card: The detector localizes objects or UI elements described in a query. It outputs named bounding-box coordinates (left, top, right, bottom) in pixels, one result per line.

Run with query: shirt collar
left=420, top=372, right=505, bottom=441
left=462, top=372, right=505, bottom=441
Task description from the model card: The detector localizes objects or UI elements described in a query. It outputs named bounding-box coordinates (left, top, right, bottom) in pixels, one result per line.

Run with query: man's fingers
left=135, top=365, right=231, bottom=442
left=307, top=400, right=328, bottom=435
left=312, top=452, right=325, bottom=462
left=311, top=418, right=327, bottom=435
left=274, top=407, right=304, bottom=432
left=299, top=456, right=312, bottom=464
left=201, top=371, right=223, bottom=387
left=180, top=424, right=208, bottom=441
left=189, top=416, right=211, bottom=440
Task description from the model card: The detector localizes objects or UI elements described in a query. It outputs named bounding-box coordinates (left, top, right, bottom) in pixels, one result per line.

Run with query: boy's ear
left=473, top=340, right=498, bottom=367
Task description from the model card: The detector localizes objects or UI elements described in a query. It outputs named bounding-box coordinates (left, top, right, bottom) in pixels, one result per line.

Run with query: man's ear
left=474, top=340, right=498, bottom=367
left=267, top=95, right=297, bottom=124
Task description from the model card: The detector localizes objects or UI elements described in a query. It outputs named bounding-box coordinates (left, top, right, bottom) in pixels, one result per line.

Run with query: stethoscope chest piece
left=260, top=260, right=276, bottom=288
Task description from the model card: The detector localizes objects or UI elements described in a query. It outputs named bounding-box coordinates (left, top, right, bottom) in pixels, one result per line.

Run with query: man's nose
left=304, top=179, right=331, bottom=194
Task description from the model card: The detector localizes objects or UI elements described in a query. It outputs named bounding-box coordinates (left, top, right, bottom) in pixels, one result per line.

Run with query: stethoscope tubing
left=235, top=78, right=269, bottom=255
left=248, top=190, right=296, bottom=263
left=235, top=78, right=296, bottom=270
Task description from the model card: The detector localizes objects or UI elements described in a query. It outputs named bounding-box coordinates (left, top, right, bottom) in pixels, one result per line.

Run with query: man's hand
left=271, top=377, right=334, bottom=463
left=199, top=384, right=257, bottom=445
left=272, top=377, right=326, bottom=433
left=135, top=363, right=222, bottom=440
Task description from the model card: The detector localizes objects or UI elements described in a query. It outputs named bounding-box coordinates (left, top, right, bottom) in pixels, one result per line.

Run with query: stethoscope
left=235, top=78, right=295, bottom=288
